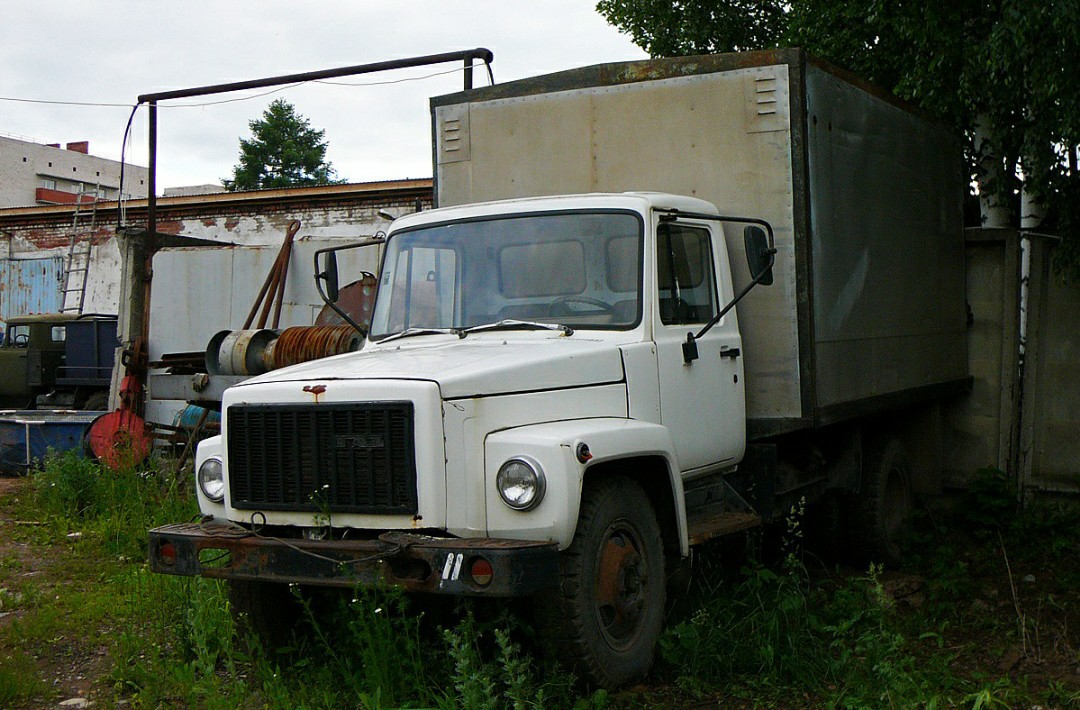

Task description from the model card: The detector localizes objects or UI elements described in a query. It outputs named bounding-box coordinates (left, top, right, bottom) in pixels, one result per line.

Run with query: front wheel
left=536, top=476, right=666, bottom=689
left=228, top=579, right=303, bottom=655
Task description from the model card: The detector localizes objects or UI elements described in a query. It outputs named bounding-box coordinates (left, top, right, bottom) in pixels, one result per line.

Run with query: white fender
left=485, top=418, right=688, bottom=554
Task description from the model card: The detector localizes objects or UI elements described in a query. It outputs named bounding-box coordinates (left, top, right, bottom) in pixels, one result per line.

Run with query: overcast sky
left=0, top=2, right=647, bottom=191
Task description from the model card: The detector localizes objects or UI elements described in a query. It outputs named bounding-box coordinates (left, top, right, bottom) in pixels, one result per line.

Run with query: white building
left=0, top=134, right=148, bottom=208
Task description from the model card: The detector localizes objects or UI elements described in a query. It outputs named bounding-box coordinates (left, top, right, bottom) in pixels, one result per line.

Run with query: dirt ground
left=0, top=476, right=111, bottom=707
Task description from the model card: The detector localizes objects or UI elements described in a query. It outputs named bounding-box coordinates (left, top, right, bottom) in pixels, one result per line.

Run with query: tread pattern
left=535, top=476, right=666, bottom=689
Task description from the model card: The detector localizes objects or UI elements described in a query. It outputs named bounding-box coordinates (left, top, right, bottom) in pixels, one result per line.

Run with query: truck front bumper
left=148, top=521, right=559, bottom=596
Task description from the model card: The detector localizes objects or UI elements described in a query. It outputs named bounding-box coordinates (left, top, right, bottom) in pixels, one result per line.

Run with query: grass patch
left=0, top=454, right=1076, bottom=707
left=0, top=651, right=52, bottom=707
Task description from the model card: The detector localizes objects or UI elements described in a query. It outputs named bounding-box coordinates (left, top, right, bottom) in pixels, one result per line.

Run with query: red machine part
left=86, top=371, right=152, bottom=470
left=85, top=407, right=152, bottom=470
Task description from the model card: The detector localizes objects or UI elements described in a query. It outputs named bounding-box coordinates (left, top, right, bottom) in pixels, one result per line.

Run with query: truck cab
left=0, top=314, right=70, bottom=408
left=0, top=313, right=118, bottom=410
left=153, top=192, right=772, bottom=688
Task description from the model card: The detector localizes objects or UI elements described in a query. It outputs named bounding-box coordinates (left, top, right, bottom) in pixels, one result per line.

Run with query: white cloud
left=1, top=1, right=645, bottom=189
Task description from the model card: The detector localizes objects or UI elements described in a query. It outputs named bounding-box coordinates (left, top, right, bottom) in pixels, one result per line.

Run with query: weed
left=961, top=468, right=1017, bottom=533
left=300, top=586, right=431, bottom=705
left=32, top=450, right=197, bottom=561
left=0, top=652, right=51, bottom=706
left=438, top=608, right=579, bottom=710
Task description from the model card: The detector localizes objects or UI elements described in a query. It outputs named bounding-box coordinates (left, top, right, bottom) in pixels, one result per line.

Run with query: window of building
left=41, top=178, right=57, bottom=190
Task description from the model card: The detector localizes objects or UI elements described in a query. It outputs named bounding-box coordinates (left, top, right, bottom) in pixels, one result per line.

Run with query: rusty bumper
left=148, top=521, right=559, bottom=596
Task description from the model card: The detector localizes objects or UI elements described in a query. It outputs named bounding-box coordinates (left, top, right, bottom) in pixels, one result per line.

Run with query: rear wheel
left=853, top=438, right=912, bottom=566
left=537, top=476, right=666, bottom=689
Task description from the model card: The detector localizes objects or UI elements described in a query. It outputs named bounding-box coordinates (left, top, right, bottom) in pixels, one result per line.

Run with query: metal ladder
left=60, top=185, right=101, bottom=314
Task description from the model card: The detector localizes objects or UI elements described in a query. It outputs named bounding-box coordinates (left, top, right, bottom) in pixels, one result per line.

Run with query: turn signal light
left=470, top=557, right=493, bottom=587
left=159, top=542, right=177, bottom=566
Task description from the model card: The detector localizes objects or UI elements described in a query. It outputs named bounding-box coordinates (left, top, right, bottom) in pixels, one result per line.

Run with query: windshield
left=369, top=211, right=643, bottom=340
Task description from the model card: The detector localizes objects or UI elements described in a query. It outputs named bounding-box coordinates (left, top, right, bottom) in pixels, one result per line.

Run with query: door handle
left=720, top=347, right=741, bottom=359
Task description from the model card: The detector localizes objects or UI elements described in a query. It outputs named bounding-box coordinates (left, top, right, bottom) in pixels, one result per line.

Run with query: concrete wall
left=0, top=182, right=431, bottom=322
left=944, top=228, right=1080, bottom=498
left=1020, top=235, right=1080, bottom=496
left=943, top=229, right=1021, bottom=486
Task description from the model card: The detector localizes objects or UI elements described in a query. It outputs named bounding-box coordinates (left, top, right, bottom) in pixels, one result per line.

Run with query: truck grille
left=226, top=402, right=418, bottom=515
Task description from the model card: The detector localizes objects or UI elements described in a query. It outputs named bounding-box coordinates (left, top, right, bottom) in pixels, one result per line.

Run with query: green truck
left=0, top=313, right=118, bottom=410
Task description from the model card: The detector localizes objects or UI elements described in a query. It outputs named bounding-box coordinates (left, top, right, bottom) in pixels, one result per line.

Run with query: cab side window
left=657, top=224, right=718, bottom=325
left=7, top=325, right=31, bottom=347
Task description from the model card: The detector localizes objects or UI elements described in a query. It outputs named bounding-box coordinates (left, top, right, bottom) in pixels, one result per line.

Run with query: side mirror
left=744, top=226, right=774, bottom=286
left=316, top=250, right=340, bottom=302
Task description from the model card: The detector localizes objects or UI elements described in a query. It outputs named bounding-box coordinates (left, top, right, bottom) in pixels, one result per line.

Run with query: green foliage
left=0, top=652, right=51, bottom=706
left=7, top=455, right=1077, bottom=706
left=439, top=610, right=580, bottom=710
left=596, top=0, right=786, bottom=55
left=959, top=467, right=1018, bottom=533
left=32, top=450, right=196, bottom=560
left=597, top=1, right=1080, bottom=274
left=224, top=98, right=342, bottom=191
left=659, top=556, right=949, bottom=705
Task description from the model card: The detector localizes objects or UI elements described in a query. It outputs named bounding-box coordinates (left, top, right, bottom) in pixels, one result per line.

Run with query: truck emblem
left=335, top=433, right=386, bottom=451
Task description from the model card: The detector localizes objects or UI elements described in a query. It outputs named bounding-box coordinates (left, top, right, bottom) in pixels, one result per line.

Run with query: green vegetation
left=597, top=1, right=1080, bottom=277
left=0, top=454, right=1076, bottom=707
left=224, top=98, right=342, bottom=191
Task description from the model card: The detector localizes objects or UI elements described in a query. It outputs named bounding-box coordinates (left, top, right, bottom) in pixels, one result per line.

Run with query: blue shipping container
left=0, top=410, right=98, bottom=473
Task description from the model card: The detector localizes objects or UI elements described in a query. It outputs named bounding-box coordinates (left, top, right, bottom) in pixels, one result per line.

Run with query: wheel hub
left=595, top=528, right=649, bottom=648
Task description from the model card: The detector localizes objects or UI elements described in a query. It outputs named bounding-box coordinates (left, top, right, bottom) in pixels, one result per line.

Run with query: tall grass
left=32, top=450, right=196, bottom=560
left=11, top=453, right=1075, bottom=707
left=17, top=452, right=593, bottom=707
left=658, top=555, right=943, bottom=706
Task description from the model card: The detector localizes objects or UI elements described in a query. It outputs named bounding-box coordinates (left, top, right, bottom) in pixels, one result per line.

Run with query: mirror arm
left=656, top=210, right=777, bottom=365
left=691, top=246, right=776, bottom=341
left=313, top=237, right=384, bottom=337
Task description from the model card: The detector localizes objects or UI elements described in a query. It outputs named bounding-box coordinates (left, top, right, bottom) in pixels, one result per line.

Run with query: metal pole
left=137, top=48, right=493, bottom=103
left=147, top=100, right=157, bottom=243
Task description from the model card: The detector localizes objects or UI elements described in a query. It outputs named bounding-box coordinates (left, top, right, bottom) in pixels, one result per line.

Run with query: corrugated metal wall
left=0, top=257, right=63, bottom=330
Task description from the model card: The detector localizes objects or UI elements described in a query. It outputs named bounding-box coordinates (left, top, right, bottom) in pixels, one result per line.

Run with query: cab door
left=653, top=219, right=745, bottom=473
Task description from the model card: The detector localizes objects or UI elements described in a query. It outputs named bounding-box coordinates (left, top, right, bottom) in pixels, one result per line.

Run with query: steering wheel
left=548, top=296, right=614, bottom=316
left=13, top=333, right=29, bottom=346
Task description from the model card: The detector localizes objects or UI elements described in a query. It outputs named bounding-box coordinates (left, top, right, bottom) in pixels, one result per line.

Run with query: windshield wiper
left=462, top=319, right=574, bottom=336
left=378, top=327, right=465, bottom=344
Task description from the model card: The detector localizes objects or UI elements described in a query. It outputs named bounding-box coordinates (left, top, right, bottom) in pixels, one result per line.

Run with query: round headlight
left=197, top=456, right=225, bottom=503
left=496, top=457, right=546, bottom=511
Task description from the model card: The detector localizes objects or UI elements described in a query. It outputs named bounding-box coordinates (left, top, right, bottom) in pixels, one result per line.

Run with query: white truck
left=149, top=49, right=969, bottom=688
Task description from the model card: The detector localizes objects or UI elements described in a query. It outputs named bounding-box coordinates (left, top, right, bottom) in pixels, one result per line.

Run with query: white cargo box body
left=432, top=49, right=968, bottom=438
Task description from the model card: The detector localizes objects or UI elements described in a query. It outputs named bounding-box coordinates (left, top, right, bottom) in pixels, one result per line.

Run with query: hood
left=236, top=334, right=627, bottom=399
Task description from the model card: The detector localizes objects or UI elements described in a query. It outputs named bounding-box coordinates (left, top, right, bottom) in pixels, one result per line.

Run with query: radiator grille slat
left=227, top=402, right=417, bottom=515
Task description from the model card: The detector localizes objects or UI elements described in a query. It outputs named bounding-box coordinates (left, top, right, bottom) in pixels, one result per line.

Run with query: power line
left=0, top=96, right=133, bottom=108
left=0, top=63, right=494, bottom=111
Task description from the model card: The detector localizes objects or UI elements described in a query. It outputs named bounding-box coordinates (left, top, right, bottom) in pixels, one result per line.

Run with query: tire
left=81, top=391, right=110, bottom=411
left=228, top=579, right=303, bottom=655
left=853, top=438, right=912, bottom=567
left=536, top=476, right=666, bottom=689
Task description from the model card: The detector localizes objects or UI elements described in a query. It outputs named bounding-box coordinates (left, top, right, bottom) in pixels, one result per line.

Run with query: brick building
left=0, top=178, right=432, bottom=324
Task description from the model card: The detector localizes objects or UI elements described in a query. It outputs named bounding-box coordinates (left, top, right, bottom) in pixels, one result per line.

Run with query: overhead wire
left=10, top=57, right=495, bottom=224
left=0, top=61, right=494, bottom=111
